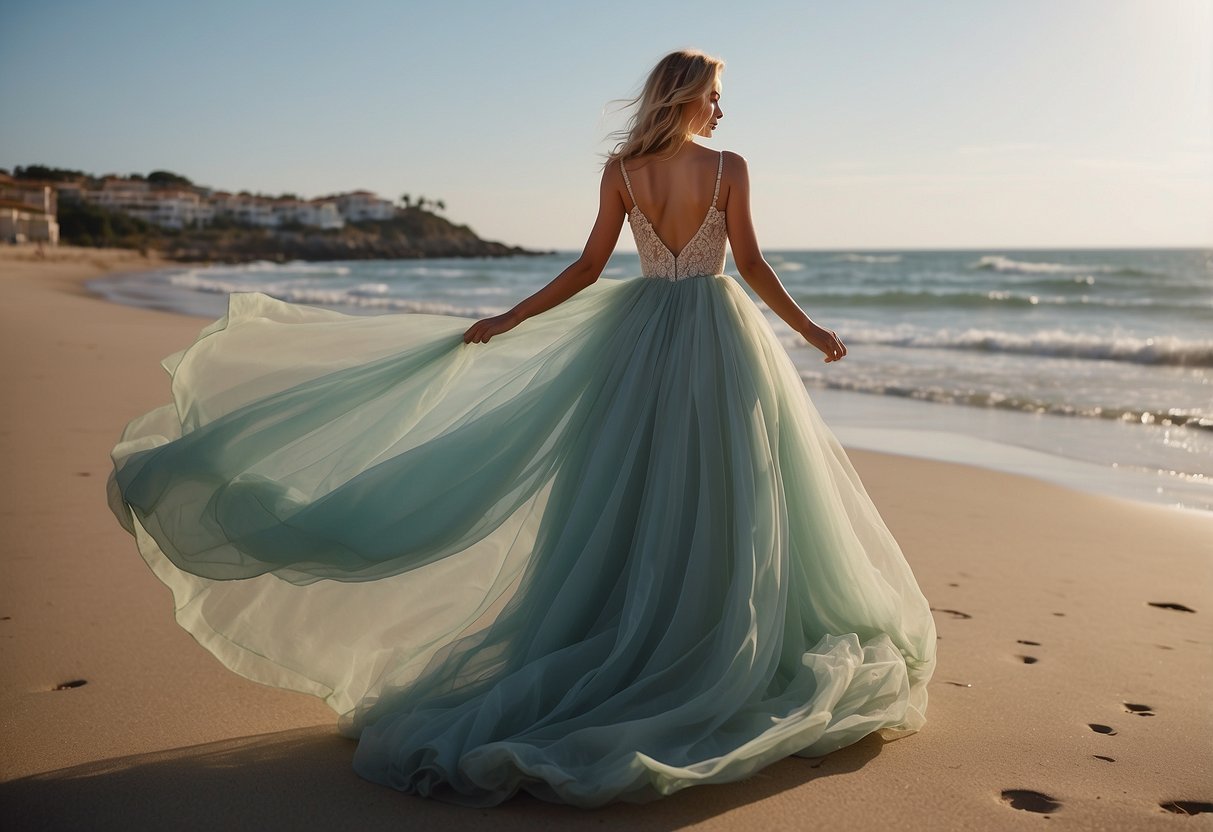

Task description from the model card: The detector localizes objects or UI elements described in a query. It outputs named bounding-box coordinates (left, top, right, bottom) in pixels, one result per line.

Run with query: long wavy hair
left=600, top=49, right=724, bottom=171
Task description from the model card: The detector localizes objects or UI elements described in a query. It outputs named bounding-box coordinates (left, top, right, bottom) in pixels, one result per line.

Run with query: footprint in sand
left=1160, top=801, right=1213, bottom=816
left=1148, top=601, right=1196, bottom=613
left=1016, top=639, right=1040, bottom=646
left=1088, top=723, right=1117, bottom=736
left=1123, top=702, right=1155, bottom=717
left=931, top=607, right=972, bottom=619
left=52, top=679, right=88, bottom=690
left=1092, top=755, right=1115, bottom=762
left=1015, top=654, right=1038, bottom=664
left=1000, top=789, right=1062, bottom=814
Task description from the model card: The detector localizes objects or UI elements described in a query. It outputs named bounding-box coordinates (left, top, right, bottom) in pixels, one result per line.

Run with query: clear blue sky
left=2, top=0, right=1209, bottom=250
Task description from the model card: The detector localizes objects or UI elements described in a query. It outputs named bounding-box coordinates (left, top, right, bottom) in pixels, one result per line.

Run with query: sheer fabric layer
left=108, top=276, right=936, bottom=808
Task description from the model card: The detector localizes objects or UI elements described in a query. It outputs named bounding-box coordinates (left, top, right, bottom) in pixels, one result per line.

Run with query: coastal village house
left=65, top=178, right=386, bottom=230
left=2, top=173, right=400, bottom=242
left=87, top=177, right=217, bottom=230
left=0, top=174, right=60, bottom=244
left=329, top=191, right=396, bottom=222
left=206, top=192, right=346, bottom=230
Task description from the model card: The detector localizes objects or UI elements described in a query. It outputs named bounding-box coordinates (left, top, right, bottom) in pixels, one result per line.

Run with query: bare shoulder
left=601, top=156, right=625, bottom=177
left=599, top=157, right=631, bottom=213
left=598, top=157, right=627, bottom=193
left=721, top=150, right=749, bottom=180
left=718, top=151, right=749, bottom=212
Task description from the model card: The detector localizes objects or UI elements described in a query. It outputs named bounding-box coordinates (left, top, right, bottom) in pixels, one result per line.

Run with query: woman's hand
left=463, top=311, right=522, bottom=344
left=801, top=323, right=848, bottom=363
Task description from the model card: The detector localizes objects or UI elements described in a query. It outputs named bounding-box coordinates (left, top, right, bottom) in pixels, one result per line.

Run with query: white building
left=0, top=177, right=60, bottom=243
left=0, top=200, right=60, bottom=243
left=209, top=193, right=278, bottom=228
left=270, top=199, right=345, bottom=229
left=89, top=187, right=212, bottom=230
left=327, top=190, right=396, bottom=222
left=53, top=179, right=367, bottom=231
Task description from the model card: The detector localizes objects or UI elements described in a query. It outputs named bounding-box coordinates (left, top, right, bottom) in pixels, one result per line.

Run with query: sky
left=2, top=0, right=1210, bottom=252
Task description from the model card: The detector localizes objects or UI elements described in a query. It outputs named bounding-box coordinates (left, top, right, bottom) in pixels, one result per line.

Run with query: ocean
left=88, top=247, right=1213, bottom=515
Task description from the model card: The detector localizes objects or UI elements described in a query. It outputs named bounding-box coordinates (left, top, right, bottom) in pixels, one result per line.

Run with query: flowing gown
left=106, top=149, right=937, bottom=808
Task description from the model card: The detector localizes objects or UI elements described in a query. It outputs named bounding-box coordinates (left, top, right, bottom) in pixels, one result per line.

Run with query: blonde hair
left=600, top=48, right=724, bottom=171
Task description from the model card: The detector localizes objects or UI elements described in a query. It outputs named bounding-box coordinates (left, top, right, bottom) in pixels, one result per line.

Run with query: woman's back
left=618, top=145, right=729, bottom=254
left=621, top=146, right=728, bottom=281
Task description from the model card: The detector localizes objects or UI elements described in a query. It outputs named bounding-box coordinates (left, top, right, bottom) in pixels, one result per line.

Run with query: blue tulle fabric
left=107, top=273, right=936, bottom=807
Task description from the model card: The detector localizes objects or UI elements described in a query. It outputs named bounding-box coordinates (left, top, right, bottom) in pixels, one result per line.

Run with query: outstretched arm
left=463, top=164, right=625, bottom=344
left=723, top=151, right=847, bottom=363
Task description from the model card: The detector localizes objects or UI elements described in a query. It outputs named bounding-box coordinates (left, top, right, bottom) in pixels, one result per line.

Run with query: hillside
left=156, top=209, right=549, bottom=263
left=54, top=201, right=549, bottom=263
left=9, top=165, right=552, bottom=263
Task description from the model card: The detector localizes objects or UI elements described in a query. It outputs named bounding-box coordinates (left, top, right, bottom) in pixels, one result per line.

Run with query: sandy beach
left=1, top=243, right=1210, bottom=830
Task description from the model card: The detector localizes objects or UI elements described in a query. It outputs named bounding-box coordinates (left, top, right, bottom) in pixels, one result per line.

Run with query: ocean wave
left=346, top=282, right=391, bottom=297
left=1017, top=274, right=1098, bottom=288
left=798, top=372, right=1213, bottom=431
left=972, top=254, right=1154, bottom=277
left=166, top=272, right=503, bottom=318
left=780, top=326, right=1213, bottom=367
left=789, top=287, right=1193, bottom=310
left=406, top=266, right=476, bottom=278
left=204, top=260, right=354, bottom=276
left=831, top=253, right=902, bottom=263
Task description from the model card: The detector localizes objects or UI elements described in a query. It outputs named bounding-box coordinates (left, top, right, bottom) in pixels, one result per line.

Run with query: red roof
left=1, top=180, right=52, bottom=192
left=0, top=198, right=49, bottom=214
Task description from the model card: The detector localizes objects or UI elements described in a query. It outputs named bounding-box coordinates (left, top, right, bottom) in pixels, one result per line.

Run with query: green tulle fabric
left=107, top=274, right=937, bottom=808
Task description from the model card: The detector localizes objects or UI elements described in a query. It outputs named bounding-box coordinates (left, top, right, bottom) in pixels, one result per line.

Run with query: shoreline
left=2, top=244, right=1211, bottom=828
left=79, top=246, right=1211, bottom=516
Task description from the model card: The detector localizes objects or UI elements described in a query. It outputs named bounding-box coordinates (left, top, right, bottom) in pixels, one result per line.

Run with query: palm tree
left=400, top=193, right=411, bottom=208
left=435, top=199, right=445, bottom=212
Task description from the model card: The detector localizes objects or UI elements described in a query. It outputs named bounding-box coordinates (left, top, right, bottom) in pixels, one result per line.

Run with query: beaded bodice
left=622, top=151, right=727, bottom=281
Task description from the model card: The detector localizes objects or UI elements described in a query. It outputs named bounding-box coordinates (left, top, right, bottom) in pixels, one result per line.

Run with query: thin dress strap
left=711, top=151, right=723, bottom=208
left=619, top=159, right=637, bottom=212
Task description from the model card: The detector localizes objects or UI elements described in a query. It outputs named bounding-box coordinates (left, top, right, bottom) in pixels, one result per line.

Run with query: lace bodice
left=622, top=151, right=727, bottom=281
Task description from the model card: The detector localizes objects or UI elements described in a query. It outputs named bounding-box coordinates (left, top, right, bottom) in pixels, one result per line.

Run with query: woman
left=463, top=53, right=847, bottom=365
left=107, top=48, right=937, bottom=808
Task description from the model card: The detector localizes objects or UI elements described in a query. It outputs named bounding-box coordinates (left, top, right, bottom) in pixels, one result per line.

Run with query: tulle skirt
left=107, top=272, right=937, bottom=808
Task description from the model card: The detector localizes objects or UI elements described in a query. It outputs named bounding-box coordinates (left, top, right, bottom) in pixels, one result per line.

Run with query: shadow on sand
left=1, top=724, right=891, bottom=830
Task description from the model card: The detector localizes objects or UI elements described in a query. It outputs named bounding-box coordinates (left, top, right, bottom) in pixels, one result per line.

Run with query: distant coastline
left=1, top=164, right=553, bottom=264
left=149, top=209, right=553, bottom=264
